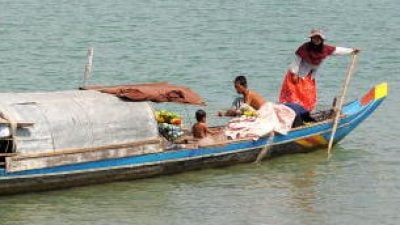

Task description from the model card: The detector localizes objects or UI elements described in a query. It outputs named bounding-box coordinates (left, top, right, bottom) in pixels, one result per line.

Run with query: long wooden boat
left=0, top=82, right=387, bottom=195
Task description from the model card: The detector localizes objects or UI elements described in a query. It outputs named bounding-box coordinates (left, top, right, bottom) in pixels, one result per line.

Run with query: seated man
left=218, top=75, right=266, bottom=117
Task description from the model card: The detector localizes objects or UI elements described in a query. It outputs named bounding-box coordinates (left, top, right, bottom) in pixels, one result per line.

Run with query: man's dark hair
left=234, top=75, right=247, bottom=88
left=195, top=109, right=206, bottom=122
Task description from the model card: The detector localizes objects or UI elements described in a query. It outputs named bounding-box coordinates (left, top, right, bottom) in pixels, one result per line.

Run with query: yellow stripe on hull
left=295, top=135, right=328, bottom=148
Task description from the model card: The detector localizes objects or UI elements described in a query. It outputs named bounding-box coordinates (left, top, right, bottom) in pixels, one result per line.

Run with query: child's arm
left=206, top=127, right=222, bottom=136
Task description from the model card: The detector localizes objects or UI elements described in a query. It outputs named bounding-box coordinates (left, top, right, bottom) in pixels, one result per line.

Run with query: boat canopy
left=0, top=90, right=159, bottom=154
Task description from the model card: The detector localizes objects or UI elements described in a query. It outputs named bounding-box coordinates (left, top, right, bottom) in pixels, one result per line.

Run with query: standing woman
left=278, top=29, right=359, bottom=112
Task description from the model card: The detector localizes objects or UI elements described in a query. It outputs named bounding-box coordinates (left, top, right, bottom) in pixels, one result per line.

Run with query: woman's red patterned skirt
left=278, top=70, right=316, bottom=111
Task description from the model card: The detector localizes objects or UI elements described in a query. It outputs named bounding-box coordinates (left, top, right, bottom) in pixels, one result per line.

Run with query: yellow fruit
left=155, top=115, right=164, bottom=123
left=243, top=110, right=257, bottom=117
left=171, top=118, right=182, bottom=125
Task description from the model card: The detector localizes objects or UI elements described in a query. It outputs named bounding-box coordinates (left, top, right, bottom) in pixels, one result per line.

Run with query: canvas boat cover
left=81, top=82, right=206, bottom=105
left=0, top=90, right=159, bottom=154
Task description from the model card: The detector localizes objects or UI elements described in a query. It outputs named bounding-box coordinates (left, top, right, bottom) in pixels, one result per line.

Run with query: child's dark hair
left=234, top=75, right=247, bottom=88
left=195, top=109, right=206, bottom=122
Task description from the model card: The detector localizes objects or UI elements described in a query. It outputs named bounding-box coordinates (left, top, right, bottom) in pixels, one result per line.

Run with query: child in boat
left=192, top=109, right=220, bottom=139
left=192, top=109, right=226, bottom=147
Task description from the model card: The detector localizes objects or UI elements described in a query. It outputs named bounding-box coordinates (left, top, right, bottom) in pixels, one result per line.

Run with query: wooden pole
left=255, top=132, right=274, bottom=164
left=327, top=53, right=358, bottom=154
left=83, top=47, right=94, bottom=87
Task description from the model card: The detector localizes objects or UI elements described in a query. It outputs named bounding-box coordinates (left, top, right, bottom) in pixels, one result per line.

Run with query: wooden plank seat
left=0, top=117, right=34, bottom=128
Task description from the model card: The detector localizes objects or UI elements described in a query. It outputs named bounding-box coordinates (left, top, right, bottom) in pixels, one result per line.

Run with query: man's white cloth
left=224, top=102, right=295, bottom=140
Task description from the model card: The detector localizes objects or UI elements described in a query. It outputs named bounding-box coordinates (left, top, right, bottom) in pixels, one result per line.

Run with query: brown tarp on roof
left=80, top=82, right=206, bottom=105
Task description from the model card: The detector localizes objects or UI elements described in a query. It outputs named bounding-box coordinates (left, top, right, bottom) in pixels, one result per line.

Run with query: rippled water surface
left=0, top=0, right=399, bottom=224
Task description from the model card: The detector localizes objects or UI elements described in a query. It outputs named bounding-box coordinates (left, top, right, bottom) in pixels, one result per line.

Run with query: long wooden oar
left=327, top=53, right=359, bottom=154
left=255, top=132, right=275, bottom=164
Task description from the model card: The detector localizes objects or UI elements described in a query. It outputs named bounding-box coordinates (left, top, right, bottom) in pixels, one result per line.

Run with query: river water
left=0, top=0, right=399, bottom=224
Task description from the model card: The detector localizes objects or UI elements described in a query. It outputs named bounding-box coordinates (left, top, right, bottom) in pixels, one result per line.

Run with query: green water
left=0, top=0, right=399, bottom=224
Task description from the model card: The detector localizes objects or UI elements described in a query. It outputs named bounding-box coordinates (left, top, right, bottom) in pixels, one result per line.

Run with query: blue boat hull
left=0, top=83, right=388, bottom=195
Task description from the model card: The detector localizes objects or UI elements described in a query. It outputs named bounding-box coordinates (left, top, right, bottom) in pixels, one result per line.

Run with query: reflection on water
left=0, top=145, right=397, bottom=225
left=289, top=169, right=318, bottom=213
